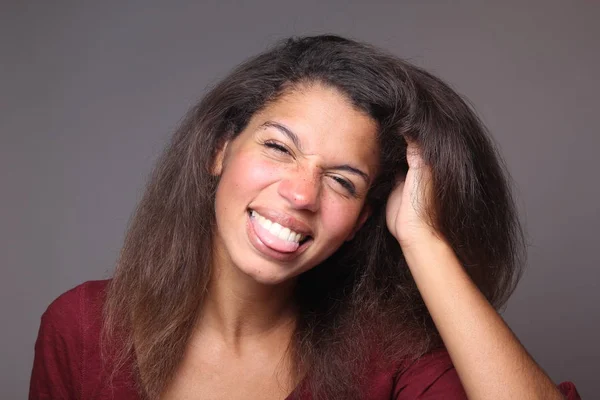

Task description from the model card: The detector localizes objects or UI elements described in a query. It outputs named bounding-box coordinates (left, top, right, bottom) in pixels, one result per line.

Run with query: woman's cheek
left=246, top=157, right=281, bottom=186
left=225, top=149, right=270, bottom=182
left=320, top=197, right=362, bottom=238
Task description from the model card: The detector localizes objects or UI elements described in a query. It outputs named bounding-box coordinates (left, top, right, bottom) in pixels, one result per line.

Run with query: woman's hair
left=104, top=35, right=525, bottom=399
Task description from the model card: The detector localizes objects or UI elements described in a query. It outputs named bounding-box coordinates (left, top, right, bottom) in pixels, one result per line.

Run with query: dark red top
left=29, top=280, right=580, bottom=399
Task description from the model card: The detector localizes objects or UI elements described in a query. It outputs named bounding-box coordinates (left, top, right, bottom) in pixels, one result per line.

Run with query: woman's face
left=212, top=83, right=380, bottom=285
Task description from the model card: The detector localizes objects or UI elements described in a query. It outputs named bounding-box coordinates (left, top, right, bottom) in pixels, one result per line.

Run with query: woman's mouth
left=247, top=209, right=312, bottom=257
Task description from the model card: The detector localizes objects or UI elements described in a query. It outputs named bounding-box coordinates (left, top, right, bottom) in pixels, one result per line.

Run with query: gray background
left=2, top=1, right=598, bottom=398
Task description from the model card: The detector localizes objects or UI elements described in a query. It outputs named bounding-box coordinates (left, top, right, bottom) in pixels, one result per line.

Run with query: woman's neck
left=164, top=257, right=302, bottom=399
left=198, top=257, right=298, bottom=351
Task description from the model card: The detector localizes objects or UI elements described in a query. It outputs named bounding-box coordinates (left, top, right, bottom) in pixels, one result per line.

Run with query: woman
left=30, top=35, right=580, bottom=399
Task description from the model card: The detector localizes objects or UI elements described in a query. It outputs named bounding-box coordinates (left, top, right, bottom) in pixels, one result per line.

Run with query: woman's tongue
left=252, top=218, right=300, bottom=253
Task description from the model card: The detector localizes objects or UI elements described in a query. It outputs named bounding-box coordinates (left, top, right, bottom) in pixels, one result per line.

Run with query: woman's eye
left=331, top=176, right=357, bottom=196
left=264, top=141, right=290, bottom=155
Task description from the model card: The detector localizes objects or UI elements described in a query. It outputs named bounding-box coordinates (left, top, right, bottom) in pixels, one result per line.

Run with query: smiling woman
left=212, top=84, right=379, bottom=282
left=29, top=36, right=580, bottom=400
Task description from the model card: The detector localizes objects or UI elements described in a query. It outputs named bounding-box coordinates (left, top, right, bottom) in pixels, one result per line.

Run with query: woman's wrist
left=399, top=230, right=455, bottom=270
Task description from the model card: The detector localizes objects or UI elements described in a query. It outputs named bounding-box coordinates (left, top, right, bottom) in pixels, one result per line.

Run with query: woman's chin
left=236, top=264, right=299, bottom=287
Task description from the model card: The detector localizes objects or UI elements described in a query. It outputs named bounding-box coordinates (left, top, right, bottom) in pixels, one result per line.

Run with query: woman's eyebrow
left=260, top=120, right=370, bottom=184
left=330, top=165, right=370, bottom=184
left=260, top=121, right=303, bottom=152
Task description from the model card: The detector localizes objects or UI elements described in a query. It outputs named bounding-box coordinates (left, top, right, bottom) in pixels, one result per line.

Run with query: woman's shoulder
left=380, top=348, right=580, bottom=400
left=35, top=279, right=111, bottom=361
left=390, top=348, right=467, bottom=399
left=48, top=279, right=110, bottom=307
left=42, top=279, right=110, bottom=326
left=30, top=280, right=116, bottom=399
left=352, top=348, right=466, bottom=400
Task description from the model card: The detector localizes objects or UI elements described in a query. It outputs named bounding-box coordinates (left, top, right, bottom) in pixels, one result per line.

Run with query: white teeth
left=251, top=210, right=305, bottom=243
left=271, top=223, right=282, bottom=236
left=279, top=227, right=291, bottom=240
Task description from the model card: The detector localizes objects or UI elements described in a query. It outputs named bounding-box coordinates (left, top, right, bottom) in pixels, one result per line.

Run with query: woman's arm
left=386, top=142, right=567, bottom=400
left=402, top=237, right=563, bottom=400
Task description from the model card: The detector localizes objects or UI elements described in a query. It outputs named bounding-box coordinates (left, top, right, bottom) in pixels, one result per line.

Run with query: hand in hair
left=386, top=144, right=566, bottom=399
left=385, top=141, right=441, bottom=250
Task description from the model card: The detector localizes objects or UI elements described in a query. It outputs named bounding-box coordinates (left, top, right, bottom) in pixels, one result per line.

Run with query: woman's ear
left=345, top=205, right=372, bottom=241
left=211, top=140, right=230, bottom=176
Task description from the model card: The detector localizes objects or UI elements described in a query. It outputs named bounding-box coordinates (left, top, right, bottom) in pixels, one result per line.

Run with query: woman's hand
left=385, top=141, right=441, bottom=250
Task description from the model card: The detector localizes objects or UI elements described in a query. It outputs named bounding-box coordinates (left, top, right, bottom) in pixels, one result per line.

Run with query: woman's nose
left=277, top=172, right=320, bottom=212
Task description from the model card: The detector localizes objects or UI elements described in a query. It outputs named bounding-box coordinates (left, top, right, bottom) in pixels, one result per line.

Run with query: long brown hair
left=104, top=35, right=525, bottom=399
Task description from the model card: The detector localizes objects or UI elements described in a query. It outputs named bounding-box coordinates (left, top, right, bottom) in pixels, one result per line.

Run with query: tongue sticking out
left=251, top=217, right=301, bottom=253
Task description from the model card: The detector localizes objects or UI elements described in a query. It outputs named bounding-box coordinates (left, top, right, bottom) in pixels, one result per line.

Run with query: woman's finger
left=406, top=141, right=425, bottom=169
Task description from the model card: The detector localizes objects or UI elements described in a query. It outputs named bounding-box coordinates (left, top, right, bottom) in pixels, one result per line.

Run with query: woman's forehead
left=247, top=85, right=380, bottom=166
left=256, top=85, right=377, bottom=141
